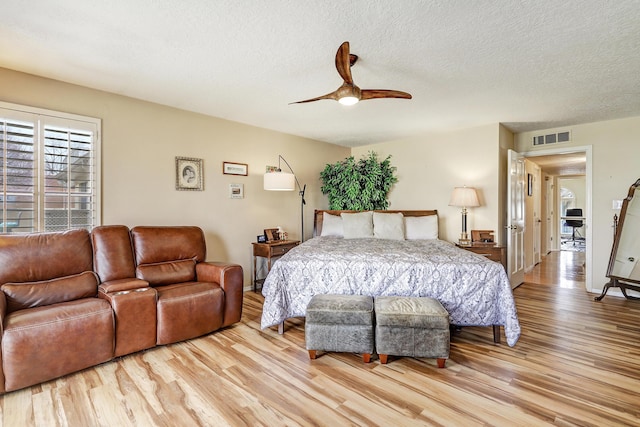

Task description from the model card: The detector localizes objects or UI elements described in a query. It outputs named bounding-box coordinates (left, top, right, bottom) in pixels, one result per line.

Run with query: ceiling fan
left=291, top=41, right=412, bottom=106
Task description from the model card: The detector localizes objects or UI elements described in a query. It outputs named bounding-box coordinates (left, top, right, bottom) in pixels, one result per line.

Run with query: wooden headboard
left=313, top=209, right=438, bottom=237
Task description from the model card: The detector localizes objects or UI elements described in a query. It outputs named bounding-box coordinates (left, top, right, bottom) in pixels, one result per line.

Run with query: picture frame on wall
left=229, top=183, right=244, bottom=199
left=223, top=161, right=248, bottom=176
left=176, top=157, right=204, bottom=191
left=527, top=173, right=533, bottom=196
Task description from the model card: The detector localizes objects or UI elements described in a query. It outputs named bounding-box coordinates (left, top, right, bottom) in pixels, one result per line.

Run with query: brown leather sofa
left=0, top=225, right=243, bottom=393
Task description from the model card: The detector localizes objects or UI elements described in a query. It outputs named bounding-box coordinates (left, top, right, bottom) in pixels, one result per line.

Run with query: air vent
left=533, top=130, right=571, bottom=146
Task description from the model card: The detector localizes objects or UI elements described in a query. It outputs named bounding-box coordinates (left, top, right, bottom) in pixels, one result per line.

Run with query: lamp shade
left=264, top=171, right=295, bottom=191
left=448, top=187, right=480, bottom=208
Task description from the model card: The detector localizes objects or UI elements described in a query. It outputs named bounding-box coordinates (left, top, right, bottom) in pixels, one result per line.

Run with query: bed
left=260, top=210, right=521, bottom=347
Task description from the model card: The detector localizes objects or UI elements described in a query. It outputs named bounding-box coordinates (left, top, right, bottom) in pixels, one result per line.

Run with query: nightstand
left=457, top=243, right=507, bottom=271
left=252, top=240, right=300, bottom=292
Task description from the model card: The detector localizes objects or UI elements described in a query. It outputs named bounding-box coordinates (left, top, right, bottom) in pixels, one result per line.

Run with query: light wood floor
left=3, top=250, right=640, bottom=426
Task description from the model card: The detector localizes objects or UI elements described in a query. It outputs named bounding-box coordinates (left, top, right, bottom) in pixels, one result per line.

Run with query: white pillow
left=373, top=212, right=405, bottom=240
left=405, top=215, right=439, bottom=240
left=341, top=211, right=374, bottom=239
left=320, top=213, right=343, bottom=237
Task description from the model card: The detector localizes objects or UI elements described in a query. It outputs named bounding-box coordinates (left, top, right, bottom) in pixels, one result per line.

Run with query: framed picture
left=176, top=157, right=203, bottom=191
left=264, top=228, right=279, bottom=242
left=471, top=230, right=495, bottom=244
left=223, top=161, right=248, bottom=176
left=527, top=173, right=533, bottom=196
left=229, top=183, right=244, bottom=199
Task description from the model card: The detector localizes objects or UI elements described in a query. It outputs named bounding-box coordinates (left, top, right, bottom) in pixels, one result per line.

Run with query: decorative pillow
left=341, top=211, right=374, bottom=239
left=405, top=215, right=439, bottom=240
left=2, top=271, right=99, bottom=313
left=373, top=212, right=405, bottom=240
left=320, top=213, right=343, bottom=237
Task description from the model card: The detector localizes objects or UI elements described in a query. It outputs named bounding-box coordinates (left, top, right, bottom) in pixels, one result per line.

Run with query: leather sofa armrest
left=98, top=278, right=149, bottom=294
left=0, top=291, right=6, bottom=333
left=196, top=262, right=243, bottom=326
left=0, top=290, right=4, bottom=392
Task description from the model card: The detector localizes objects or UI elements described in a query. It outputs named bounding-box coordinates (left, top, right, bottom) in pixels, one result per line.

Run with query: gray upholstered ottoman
left=375, top=296, right=450, bottom=367
left=305, top=294, right=374, bottom=363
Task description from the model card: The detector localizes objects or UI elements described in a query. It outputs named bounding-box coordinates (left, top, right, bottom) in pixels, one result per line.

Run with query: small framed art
left=176, top=157, right=204, bottom=191
left=229, top=183, right=244, bottom=199
left=223, top=162, right=248, bottom=176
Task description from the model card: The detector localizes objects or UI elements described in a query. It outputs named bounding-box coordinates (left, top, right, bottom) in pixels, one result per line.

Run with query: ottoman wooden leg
left=363, top=353, right=372, bottom=363
left=308, top=350, right=317, bottom=360
left=379, top=354, right=389, bottom=364
left=437, top=358, right=446, bottom=368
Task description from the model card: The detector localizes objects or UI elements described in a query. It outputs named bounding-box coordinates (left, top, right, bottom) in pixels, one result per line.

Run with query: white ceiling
left=2, top=1, right=640, bottom=148
left=529, top=153, right=586, bottom=176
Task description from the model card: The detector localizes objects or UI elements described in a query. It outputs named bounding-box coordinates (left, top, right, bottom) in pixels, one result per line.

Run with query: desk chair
left=565, top=208, right=584, bottom=244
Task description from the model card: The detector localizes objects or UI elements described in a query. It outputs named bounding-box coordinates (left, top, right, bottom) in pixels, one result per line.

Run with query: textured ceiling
left=529, top=153, right=586, bottom=176
left=1, top=1, right=639, bottom=147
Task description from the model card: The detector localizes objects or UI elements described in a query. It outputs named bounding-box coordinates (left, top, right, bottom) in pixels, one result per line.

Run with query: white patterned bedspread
left=260, top=237, right=521, bottom=346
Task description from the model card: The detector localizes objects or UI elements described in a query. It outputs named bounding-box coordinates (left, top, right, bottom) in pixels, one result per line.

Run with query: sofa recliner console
left=0, top=225, right=243, bottom=393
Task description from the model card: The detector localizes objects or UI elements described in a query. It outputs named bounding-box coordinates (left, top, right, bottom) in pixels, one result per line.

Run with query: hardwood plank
left=2, top=251, right=640, bottom=426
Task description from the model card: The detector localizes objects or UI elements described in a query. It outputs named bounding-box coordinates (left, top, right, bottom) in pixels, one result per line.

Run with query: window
left=0, top=102, right=101, bottom=233
left=560, top=187, right=575, bottom=235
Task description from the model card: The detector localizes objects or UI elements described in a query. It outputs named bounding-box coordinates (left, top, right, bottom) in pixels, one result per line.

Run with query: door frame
left=520, top=145, right=593, bottom=292
left=544, top=176, right=554, bottom=253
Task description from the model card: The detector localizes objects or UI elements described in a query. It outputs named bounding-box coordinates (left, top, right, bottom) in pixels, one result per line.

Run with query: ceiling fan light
left=338, top=96, right=359, bottom=106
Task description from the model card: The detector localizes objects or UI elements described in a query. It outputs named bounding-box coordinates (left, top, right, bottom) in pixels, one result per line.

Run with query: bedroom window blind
left=0, top=102, right=101, bottom=233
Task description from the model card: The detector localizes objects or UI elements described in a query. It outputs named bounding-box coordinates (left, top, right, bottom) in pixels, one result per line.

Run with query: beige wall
left=558, top=177, right=587, bottom=214
left=0, top=67, right=349, bottom=288
left=540, top=172, right=554, bottom=254
left=516, top=116, right=640, bottom=293
left=523, top=159, right=541, bottom=270
left=352, top=123, right=507, bottom=243
left=5, top=65, right=640, bottom=295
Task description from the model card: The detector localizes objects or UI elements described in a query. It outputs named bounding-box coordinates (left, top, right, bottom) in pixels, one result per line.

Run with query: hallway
left=524, top=249, right=585, bottom=288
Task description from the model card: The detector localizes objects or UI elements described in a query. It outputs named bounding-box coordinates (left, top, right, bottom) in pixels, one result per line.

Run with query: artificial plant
left=319, top=151, right=398, bottom=210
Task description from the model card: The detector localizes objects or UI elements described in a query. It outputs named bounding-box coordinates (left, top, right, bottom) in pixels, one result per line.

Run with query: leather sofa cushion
left=1, top=271, right=99, bottom=313
left=2, top=298, right=114, bottom=392
left=136, top=259, right=196, bottom=286
left=155, top=282, right=224, bottom=345
left=0, top=229, right=93, bottom=285
left=91, top=225, right=136, bottom=282
left=131, top=226, right=206, bottom=265
left=98, top=277, right=149, bottom=294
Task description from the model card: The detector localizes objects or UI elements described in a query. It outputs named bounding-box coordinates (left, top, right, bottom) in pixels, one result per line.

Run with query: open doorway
left=521, top=148, right=590, bottom=291
left=558, top=177, right=586, bottom=252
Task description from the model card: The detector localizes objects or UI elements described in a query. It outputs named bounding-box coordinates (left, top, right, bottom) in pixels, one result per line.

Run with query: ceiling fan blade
left=289, top=91, right=339, bottom=104
left=335, top=41, right=353, bottom=85
left=360, top=89, right=412, bottom=101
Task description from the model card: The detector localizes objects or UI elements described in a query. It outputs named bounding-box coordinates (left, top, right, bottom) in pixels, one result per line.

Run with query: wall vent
left=532, top=130, right=571, bottom=146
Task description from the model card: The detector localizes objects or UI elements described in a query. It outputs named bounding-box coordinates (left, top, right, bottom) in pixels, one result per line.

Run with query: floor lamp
left=449, top=186, right=480, bottom=246
left=263, top=155, right=306, bottom=242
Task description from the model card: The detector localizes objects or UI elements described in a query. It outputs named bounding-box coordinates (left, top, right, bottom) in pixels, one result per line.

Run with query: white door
left=507, top=149, right=526, bottom=288
left=533, top=165, right=542, bottom=265
left=545, top=178, right=554, bottom=252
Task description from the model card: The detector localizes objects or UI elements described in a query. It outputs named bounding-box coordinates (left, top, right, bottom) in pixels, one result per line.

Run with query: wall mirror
left=595, top=178, right=640, bottom=301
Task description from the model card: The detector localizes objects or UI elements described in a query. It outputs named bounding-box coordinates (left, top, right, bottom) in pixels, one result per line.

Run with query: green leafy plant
left=320, top=151, right=398, bottom=210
